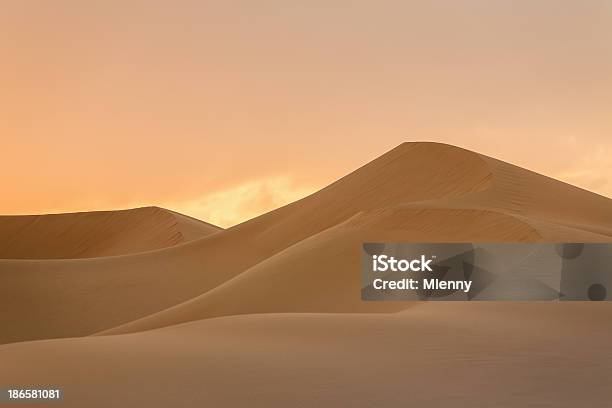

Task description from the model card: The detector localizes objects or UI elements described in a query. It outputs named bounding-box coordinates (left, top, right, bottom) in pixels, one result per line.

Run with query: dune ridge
left=0, top=206, right=221, bottom=259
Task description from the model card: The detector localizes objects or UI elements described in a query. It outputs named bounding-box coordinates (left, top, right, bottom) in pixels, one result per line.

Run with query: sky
left=1, top=1, right=611, bottom=227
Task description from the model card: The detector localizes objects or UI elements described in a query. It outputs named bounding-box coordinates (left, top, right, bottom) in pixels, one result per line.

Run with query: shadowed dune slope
left=4, top=303, right=612, bottom=407
left=2, top=142, right=612, bottom=344
left=101, top=208, right=612, bottom=335
left=0, top=206, right=221, bottom=259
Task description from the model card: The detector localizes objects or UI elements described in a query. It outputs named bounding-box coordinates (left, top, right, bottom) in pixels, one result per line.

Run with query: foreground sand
left=2, top=142, right=612, bottom=406
left=2, top=303, right=612, bottom=407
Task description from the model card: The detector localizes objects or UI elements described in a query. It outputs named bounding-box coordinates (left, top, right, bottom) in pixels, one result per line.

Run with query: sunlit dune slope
left=0, top=206, right=221, bottom=259
left=2, top=142, right=612, bottom=344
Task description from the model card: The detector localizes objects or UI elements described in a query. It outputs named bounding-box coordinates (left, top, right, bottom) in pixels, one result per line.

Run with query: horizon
left=3, top=140, right=611, bottom=228
left=2, top=1, right=611, bottom=226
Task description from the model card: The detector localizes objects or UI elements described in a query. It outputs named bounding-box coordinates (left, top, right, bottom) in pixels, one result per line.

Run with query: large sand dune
left=100, top=142, right=612, bottom=335
left=2, top=142, right=612, bottom=407
left=3, top=142, right=612, bottom=345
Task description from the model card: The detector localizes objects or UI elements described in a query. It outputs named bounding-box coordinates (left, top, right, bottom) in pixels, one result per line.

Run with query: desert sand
left=2, top=142, right=612, bottom=407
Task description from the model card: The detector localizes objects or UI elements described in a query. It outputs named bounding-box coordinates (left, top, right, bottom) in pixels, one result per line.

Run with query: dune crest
left=0, top=206, right=221, bottom=259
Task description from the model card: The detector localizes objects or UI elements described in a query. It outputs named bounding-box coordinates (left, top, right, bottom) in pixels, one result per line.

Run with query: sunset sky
left=2, top=1, right=611, bottom=227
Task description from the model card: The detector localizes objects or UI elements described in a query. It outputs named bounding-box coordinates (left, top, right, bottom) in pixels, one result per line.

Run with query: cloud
left=554, top=146, right=612, bottom=199
left=166, top=176, right=317, bottom=227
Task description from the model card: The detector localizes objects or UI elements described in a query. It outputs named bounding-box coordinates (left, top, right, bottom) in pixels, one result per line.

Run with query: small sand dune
left=0, top=206, right=221, bottom=259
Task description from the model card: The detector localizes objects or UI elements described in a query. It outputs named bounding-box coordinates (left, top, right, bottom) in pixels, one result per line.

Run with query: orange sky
left=2, top=1, right=611, bottom=227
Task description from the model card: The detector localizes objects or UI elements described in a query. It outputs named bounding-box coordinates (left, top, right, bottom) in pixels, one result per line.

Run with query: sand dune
left=0, top=143, right=612, bottom=342
left=0, top=206, right=220, bottom=259
left=101, top=143, right=612, bottom=335
left=101, top=208, right=612, bottom=336
left=3, top=303, right=612, bottom=407
left=3, top=142, right=612, bottom=345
